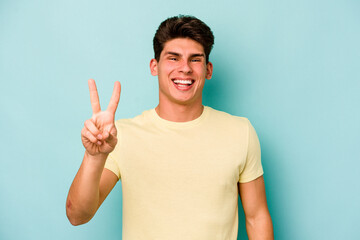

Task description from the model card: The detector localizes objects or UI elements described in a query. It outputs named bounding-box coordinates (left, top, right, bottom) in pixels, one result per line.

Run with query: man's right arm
left=66, top=153, right=118, bottom=225
left=66, top=79, right=121, bottom=225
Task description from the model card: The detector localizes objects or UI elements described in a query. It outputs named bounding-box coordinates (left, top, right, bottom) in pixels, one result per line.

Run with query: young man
left=66, top=15, right=274, bottom=239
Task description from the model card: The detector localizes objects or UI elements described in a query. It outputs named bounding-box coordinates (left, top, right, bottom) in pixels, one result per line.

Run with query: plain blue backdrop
left=1, top=0, right=359, bottom=239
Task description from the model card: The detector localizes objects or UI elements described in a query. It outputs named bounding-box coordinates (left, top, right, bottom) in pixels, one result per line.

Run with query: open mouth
left=171, top=79, right=195, bottom=91
left=172, top=79, right=194, bottom=87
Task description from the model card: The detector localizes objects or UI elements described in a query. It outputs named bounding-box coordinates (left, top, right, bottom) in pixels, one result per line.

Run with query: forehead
left=161, top=38, right=205, bottom=56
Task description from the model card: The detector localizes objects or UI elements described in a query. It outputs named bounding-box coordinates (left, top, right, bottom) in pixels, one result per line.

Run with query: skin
left=66, top=38, right=274, bottom=239
left=239, top=176, right=274, bottom=239
left=150, top=38, right=213, bottom=122
left=66, top=79, right=120, bottom=225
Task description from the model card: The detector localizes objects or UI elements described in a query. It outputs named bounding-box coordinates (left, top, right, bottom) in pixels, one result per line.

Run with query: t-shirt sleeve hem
left=238, top=169, right=264, bottom=183
left=104, top=155, right=121, bottom=180
left=104, top=166, right=120, bottom=180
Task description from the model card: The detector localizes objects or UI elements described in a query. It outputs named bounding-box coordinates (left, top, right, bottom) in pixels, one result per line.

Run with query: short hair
left=153, top=15, right=215, bottom=63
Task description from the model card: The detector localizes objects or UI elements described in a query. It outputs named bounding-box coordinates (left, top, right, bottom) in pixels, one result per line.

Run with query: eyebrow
left=165, top=51, right=205, bottom=58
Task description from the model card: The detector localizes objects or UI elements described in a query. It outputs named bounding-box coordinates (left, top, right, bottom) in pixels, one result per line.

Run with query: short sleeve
left=104, top=121, right=121, bottom=179
left=104, top=154, right=120, bottom=179
left=238, top=119, right=264, bottom=183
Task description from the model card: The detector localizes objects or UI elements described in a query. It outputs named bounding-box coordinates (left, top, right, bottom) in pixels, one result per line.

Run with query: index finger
left=107, top=81, right=121, bottom=115
left=88, top=79, right=101, bottom=114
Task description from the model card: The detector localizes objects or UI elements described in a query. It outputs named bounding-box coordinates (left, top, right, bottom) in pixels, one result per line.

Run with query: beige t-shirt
left=105, top=106, right=263, bottom=240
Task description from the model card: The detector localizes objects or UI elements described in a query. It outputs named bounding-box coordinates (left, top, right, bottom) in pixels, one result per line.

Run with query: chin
left=173, top=95, right=200, bottom=105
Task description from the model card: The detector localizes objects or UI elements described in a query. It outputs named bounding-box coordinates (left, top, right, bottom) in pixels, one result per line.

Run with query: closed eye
left=191, top=59, right=201, bottom=62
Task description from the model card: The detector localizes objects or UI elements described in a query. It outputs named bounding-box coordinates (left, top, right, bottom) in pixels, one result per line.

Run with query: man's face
left=150, top=38, right=213, bottom=106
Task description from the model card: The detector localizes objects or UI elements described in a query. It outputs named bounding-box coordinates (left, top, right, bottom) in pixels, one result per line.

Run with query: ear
left=150, top=59, right=158, bottom=76
left=205, top=61, right=213, bottom=80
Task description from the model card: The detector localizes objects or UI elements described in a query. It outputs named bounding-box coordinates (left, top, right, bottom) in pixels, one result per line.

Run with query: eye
left=169, top=57, right=178, bottom=61
left=191, top=58, right=201, bottom=62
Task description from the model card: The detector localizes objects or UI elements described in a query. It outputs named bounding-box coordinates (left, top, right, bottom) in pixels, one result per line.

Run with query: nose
left=178, top=60, right=192, bottom=74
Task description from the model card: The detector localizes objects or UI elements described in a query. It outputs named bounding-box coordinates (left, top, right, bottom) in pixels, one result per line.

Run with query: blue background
left=1, top=0, right=359, bottom=239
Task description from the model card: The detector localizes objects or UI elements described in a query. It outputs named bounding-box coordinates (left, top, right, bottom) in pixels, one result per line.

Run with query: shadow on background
left=203, top=54, right=283, bottom=240
left=203, top=53, right=242, bottom=114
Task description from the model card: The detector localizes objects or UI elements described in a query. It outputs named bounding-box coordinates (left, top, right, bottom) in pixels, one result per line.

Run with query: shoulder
left=205, top=107, right=256, bottom=146
left=114, top=109, right=153, bottom=130
left=206, top=106, right=250, bottom=128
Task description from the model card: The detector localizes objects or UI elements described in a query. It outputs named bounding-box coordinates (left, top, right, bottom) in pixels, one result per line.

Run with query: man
left=66, top=15, right=273, bottom=239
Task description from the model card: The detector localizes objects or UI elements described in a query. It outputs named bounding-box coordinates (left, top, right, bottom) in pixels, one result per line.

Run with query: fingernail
left=97, top=141, right=102, bottom=145
left=97, top=134, right=102, bottom=140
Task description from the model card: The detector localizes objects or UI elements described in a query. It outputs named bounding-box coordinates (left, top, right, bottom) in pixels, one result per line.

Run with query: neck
left=155, top=100, right=204, bottom=122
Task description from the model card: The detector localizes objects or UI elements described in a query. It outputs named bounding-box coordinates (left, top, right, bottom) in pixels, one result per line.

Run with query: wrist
left=84, top=151, right=108, bottom=167
left=85, top=150, right=108, bottom=158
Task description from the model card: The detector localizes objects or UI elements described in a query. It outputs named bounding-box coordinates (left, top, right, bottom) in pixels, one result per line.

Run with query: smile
left=172, top=79, right=195, bottom=91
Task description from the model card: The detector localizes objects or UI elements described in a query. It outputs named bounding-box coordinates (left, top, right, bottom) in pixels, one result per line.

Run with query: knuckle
left=84, top=130, right=90, bottom=138
left=84, top=119, right=91, bottom=127
left=85, top=131, right=91, bottom=139
left=87, top=133, right=96, bottom=143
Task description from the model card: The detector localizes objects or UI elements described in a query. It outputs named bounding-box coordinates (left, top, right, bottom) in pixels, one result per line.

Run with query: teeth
left=173, top=79, right=193, bottom=84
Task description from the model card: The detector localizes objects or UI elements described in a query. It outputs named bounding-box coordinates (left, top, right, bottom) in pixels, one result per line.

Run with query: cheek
left=159, top=61, right=177, bottom=71
left=194, top=65, right=207, bottom=77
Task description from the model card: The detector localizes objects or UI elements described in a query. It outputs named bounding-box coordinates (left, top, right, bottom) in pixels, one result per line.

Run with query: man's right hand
left=81, top=79, right=121, bottom=156
left=66, top=79, right=121, bottom=226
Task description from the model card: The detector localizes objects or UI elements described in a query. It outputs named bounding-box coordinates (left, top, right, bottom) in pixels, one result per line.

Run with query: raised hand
left=81, top=79, right=121, bottom=156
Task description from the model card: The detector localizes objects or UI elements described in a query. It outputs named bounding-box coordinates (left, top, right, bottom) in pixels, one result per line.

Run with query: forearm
left=66, top=152, right=108, bottom=225
left=246, top=210, right=274, bottom=240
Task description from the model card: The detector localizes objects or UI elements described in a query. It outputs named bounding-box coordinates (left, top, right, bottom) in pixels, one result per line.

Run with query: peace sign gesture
left=81, top=79, right=121, bottom=156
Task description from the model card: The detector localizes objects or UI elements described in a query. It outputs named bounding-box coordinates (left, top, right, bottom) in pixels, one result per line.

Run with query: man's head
left=153, top=15, right=214, bottom=64
left=150, top=15, right=214, bottom=107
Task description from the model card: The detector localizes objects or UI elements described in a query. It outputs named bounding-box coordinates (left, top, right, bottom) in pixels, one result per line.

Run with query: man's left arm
left=238, top=176, right=274, bottom=240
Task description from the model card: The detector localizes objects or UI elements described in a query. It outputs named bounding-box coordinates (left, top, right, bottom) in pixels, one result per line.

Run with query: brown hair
left=153, top=15, right=214, bottom=63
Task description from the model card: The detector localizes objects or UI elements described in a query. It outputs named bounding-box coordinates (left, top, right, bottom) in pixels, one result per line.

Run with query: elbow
left=68, top=218, right=88, bottom=226
left=66, top=199, right=91, bottom=226
left=67, top=216, right=83, bottom=226
left=66, top=209, right=91, bottom=226
left=245, top=210, right=274, bottom=239
left=246, top=210, right=272, bottom=226
left=245, top=207, right=273, bottom=230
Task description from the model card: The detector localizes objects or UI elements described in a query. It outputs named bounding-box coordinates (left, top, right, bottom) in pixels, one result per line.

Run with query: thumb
left=105, top=129, right=118, bottom=148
